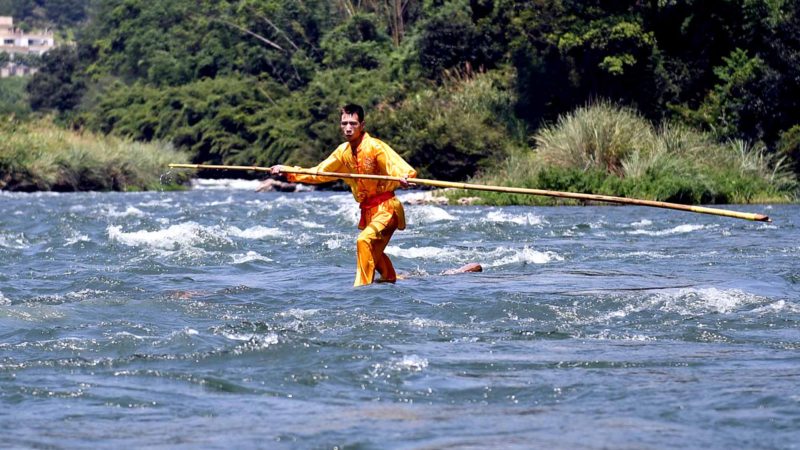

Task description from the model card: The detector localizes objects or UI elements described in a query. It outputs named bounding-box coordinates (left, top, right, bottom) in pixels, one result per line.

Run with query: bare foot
left=442, top=263, right=483, bottom=275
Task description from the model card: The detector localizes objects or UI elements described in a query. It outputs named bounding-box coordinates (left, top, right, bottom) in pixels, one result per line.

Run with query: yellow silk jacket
left=285, top=133, right=417, bottom=230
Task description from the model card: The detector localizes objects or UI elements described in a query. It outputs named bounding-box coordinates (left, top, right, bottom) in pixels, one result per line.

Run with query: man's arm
left=270, top=149, right=345, bottom=184
left=376, top=144, right=417, bottom=189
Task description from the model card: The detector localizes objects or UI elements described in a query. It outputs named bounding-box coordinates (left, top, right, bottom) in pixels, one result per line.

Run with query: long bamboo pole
left=167, top=163, right=772, bottom=222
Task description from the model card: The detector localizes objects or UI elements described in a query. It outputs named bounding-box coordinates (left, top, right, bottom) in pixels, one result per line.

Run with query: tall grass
left=446, top=101, right=797, bottom=205
left=535, top=102, right=655, bottom=175
left=0, top=117, right=190, bottom=191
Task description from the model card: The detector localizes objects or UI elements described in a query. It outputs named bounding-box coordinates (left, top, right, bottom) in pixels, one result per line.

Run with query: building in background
left=1, top=16, right=56, bottom=77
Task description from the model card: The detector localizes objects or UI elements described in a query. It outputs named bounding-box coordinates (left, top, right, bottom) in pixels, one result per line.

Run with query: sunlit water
left=1, top=181, right=798, bottom=449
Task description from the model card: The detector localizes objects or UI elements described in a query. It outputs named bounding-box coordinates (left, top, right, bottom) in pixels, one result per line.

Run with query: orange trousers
left=354, top=213, right=398, bottom=286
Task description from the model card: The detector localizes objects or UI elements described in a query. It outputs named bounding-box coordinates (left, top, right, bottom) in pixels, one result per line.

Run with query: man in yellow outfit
left=270, top=104, right=417, bottom=287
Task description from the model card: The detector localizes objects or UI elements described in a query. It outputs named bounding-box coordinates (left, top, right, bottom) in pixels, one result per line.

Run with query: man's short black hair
left=341, top=104, right=365, bottom=122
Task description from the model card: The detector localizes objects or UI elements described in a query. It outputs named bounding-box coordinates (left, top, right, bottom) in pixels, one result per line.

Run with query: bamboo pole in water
left=167, top=163, right=772, bottom=222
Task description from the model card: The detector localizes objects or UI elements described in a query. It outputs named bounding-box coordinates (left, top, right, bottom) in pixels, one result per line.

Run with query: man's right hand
left=269, top=165, right=284, bottom=175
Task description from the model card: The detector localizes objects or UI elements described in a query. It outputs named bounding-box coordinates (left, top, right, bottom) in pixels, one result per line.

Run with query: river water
left=1, top=181, right=798, bottom=449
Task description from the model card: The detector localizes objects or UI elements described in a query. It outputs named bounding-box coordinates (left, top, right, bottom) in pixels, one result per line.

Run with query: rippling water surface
left=1, top=181, right=798, bottom=449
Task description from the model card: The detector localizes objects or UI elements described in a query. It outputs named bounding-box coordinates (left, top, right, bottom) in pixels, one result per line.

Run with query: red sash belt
left=358, top=191, right=395, bottom=228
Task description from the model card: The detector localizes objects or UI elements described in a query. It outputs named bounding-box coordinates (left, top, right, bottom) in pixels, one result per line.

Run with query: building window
left=3, top=39, right=14, bottom=45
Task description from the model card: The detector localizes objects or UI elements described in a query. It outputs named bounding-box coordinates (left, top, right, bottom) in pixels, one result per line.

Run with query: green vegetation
left=0, top=76, right=31, bottom=117
left=372, top=68, right=525, bottom=181
left=446, top=103, right=797, bottom=205
left=0, top=117, right=189, bottom=191
left=0, top=0, right=88, bottom=28
left=1, top=0, right=799, bottom=200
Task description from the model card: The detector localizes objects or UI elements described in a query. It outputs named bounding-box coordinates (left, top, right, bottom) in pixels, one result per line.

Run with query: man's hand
left=399, top=175, right=410, bottom=188
left=270, top=165, right=284, bottom=176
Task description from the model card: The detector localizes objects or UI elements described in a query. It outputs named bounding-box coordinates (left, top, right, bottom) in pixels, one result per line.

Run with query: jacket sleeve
left=377, top=142, right=417, bottom=182
left=285, top=148, right=346, bottom=184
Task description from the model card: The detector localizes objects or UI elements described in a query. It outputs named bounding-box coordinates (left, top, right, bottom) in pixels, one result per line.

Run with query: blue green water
left=1, top=181, right=798, bottom=449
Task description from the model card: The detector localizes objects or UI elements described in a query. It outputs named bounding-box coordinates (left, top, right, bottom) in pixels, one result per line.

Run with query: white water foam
left=751, top=299, right=800, bottom=315
left=205, top=196, right=236, bottom=206
left=588, top=330, right=656, bottom=341
left=406, top=205, right=457, bottom=224
left=483, top=210, right=544, bottom=226
left=397, top=191, right=447, bottom=205
left=191, top=178, right=262, bottom=190
left=103, top=205, right=147, bottom=218
left=0, top=291, right=9, bottom=305
left=279, top=308, right=320, bottom=319
left=108, top=222, right=288, bottom=253
left=324, top=233, right=350, bottom=250
left=222, top=331, right=257, bottom=341
left=0, top=232, right=28, bottom=249
left=113, top=331, right=147, bottom=341
left=369, top=354, right=429, bottom=379
left=138, top=198, right=174, bottom=207
left=393, top=355, right=428, bottom=371
left=231, top=251, right=273, bottom=264
left=410, top=317, right=449, bottom=328
left=628, top=224, right=711, bottom=237
left=64, top=232, right=91, bottom=246
left=229, top=333, right=280, bottom=354
left=587, top=287, right=767, bottom=324
left=385, top=246, right=450, bottom=260
left=612, top=250, right=674, bottom=259
left=662, top=287, right=764, bottom=314
left=385, top=244, right=563, bottom=267
left=487, top=247, right=564, bottom=267
left=285, top=219, right=325, bottom=229
left=108, top=222, right=229, bottom=250
left=227, top=225, right=284, bottom=239
left=325, top=196, right=360, bottom=224
left=25, top=289, right=110, bottom=305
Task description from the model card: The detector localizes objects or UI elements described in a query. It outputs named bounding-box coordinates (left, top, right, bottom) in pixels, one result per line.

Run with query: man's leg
left=354, top=214, right=398, bottom=286
left=372, top=224, right=397, bottom=282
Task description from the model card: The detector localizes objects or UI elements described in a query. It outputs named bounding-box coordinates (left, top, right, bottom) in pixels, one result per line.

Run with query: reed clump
left=0, top=117, right=190, bottom=191
left=445, top=101, right=797, bottom=205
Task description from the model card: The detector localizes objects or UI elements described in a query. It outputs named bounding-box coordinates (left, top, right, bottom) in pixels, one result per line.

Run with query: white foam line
left=191, top=179, right=262, bottom=190
left=628, top=224, right=711, bottom=237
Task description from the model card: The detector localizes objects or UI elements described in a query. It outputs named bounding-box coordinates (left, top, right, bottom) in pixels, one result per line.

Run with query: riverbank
left=446, top=103, right=798, bottom=206
left=0, top=117, right=189, bottom=191
left=2, top=103, right=797, bottom=203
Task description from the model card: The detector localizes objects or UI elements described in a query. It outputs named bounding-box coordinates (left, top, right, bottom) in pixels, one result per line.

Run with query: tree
left=320, top=13, right=391, bottom=70
left=26, top=44, right=85, bottom=111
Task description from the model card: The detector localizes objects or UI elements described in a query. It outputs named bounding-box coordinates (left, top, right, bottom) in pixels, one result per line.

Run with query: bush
left=778, top=125, right=800, bottom=176
left=27, top=45, right=85, bottom=112
left=0, top=77, right=31, bottom=117
left=81, top=76, right=282, bottom=166
left=447, top=102, right=797, bottom=205
left=534, top=101, right=655, bottom=175
left=0, top=117, right=189, bottom=191
left=371, top=69, right=523, bottom=181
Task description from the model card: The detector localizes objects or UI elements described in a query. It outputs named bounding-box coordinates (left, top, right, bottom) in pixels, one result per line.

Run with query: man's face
left=340, top=112, right=364, bottom=143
